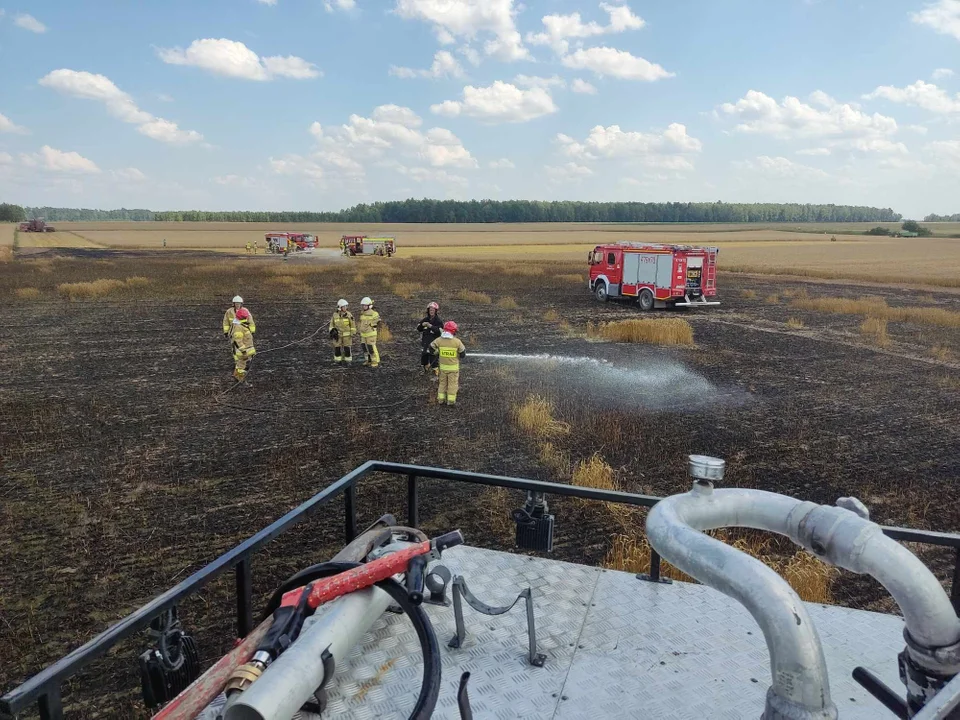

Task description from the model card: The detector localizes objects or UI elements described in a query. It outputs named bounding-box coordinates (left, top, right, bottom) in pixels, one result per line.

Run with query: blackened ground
left=1, top=250, right=958, bottom=718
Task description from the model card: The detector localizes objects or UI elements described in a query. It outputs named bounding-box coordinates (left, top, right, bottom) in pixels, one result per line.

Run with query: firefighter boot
left=334, top=347, right=342, bottom=364
left=343, top=346, right=353, bottom=364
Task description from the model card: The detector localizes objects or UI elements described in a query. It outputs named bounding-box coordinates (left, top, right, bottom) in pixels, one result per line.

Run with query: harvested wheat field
left=2, top=238, right=959, bottom=717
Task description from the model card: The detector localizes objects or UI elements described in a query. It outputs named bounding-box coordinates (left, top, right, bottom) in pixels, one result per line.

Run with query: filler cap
left=688, top=455, right=725, bottom=483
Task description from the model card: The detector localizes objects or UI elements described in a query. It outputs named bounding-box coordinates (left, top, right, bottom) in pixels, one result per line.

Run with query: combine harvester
left=18, top=218, right=56, bottom=233
left=4, top=457, right=960, bottom=719
left=588, top=242, right=720, bottom=310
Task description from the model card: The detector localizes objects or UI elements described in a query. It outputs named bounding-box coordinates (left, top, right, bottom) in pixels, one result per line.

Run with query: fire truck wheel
left=638, top=289, right=655, bottom=311
left=594, top=283, right=608, bottom=302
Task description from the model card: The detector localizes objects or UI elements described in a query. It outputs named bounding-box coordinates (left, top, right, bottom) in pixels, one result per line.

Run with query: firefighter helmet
left=443, top=321, right=458, bottom=334
left=427, top=302, right=439, bottom=312
left=337, top=298, right=349, bottom=308
left=236, top=308, right=251, bottom=321
left=361, top=296, right=373, bottom=306
left=232, top=295, right=243, bottom=304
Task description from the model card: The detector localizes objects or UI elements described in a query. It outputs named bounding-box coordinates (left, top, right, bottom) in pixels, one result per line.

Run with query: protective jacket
left=330, top=310, right=356, bottom=338
left=417, top=314, right=443, bottom=348
left=223, top=307, right=256, bottom=335
left=232, top=323, right=256, bottom=357
left=430, top=332, right=466, bottom=372
left=358, top=309, right=381, bottom=339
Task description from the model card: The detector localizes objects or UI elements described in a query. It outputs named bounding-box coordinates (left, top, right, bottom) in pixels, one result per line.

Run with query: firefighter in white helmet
left=223, top=296, right=256, bottom=339
left=231, top=308, right=256, bottom=383
left=329, top=299, right=356, bottom=364
left=357, top=296, right=381, bottom=367
left=429, top=321, right=466, bottom=406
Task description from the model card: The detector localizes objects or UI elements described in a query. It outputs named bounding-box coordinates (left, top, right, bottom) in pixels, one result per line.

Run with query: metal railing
left=3, top=460, right=960, bottom=719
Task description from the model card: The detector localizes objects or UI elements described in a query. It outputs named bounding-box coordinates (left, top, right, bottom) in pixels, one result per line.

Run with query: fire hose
left=153, top=528, right=463, bottom=720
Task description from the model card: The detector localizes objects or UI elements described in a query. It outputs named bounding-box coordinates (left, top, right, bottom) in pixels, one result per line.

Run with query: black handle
left=433, top=530, right=464, bottom=553
left=407, top=555, right=427, bottom=605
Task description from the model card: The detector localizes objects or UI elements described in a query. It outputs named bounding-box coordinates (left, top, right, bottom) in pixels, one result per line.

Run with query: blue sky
left=1, top=0, right=960, bottom=217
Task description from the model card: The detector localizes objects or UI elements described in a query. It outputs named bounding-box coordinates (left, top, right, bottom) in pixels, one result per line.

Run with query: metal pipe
left=224, top=586, right=392, bottom=720
left=646, top=482, right=837, bottom=719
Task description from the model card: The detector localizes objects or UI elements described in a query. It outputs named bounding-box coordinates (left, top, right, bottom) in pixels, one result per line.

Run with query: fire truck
left=588, top=242, right=720, bottom=310
left=265, top=232, right=316, bottom=254
left=340, top=235, right=395, bottom=257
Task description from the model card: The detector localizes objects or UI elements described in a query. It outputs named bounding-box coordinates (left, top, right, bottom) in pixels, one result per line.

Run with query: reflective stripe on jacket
left=430, top=335, right=466, bottom=371
left=232, top=327, right=256, bottom=356
left=358, top=309, right=380, bottom=338
left=223, top=307, right=256, bottom=334
left=330, top=311, right=356, bottom=336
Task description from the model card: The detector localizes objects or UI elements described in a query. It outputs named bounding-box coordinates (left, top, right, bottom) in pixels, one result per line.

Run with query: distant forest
left=924, top=213, right=960, bottom=222
left=3, top=200, right=904, bottom=224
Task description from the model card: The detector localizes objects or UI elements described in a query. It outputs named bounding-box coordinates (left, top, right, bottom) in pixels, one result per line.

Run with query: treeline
left=5, top=200, right=903, bottom=224
left=924, top=213, right=960, bottom=222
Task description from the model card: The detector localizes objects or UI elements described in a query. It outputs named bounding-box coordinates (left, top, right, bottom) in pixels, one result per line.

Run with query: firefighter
left=339, top=237, right=347, bottom=256
left=254, top=239, right=260, bottom=254
left=417, top=302, right=443, bottom=376
left=429, top=321, right=466, bottom=406
left=223, top=296, right=256, bottom=339
left=245, top=242, right=252, bottom=255
left=329, top=299, right=356, bottom=364
left=231, top=309, right=256, bottom=382
left=358, top=296, right=381, bottom=368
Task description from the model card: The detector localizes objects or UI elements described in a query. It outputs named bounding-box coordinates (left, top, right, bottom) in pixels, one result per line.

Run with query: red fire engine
left=588, top=242, right=720, bottom=309
left=265, top=232, right=317, bottom=254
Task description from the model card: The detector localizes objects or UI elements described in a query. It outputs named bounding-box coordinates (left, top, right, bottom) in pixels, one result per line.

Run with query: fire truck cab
left=588, top=242, right=720, bottom=310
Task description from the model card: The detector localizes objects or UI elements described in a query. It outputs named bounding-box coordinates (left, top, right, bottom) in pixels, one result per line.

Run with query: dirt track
left=1, top=250, right=959, bottom=718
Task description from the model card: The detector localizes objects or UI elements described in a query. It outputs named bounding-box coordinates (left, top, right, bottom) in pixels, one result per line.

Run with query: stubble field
left=2, top=225, right=959, bottom=718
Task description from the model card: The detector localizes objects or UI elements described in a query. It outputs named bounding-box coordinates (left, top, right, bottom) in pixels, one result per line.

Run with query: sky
left=1, top=0, right=960, bottom=218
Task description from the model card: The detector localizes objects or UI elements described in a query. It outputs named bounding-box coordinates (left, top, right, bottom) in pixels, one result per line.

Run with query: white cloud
left=460, top=46, right=482, bottom=66
left=719, top=90, right=899, bottom=148
left=113, top=167, right=147, bottom=182
left=863, top=80, right=960, bottom=114
left=571, top=78, right=597, bottom=94
left=489, top=158, right=515, bottom=169
left=156, top=93, right=174, bottom=102
left=0, top=152, right=13, bottom=165
left=0, top=112, right=28, bottom=134
left=911, top=0, right=960, bottom=41
left=270, top=154, right=326, bottom=181
left=20, top=146, right=100, bottom=174
left=324, top=0, right=356, bottom=11
left=39, top=69, right=203, bottom=145
left=431, top=81, right=557, bottom=123
left=394, top=0, right=530, bottom=62
left=796, top=147, right=831, bottom=156
left=561, top=47, right=672, bottom=81
left=158, top=38, right=320, bottom=80
left=257, top=0, right=278, bottom=5
left=933, top=68, right=955, bottom=79
left=545, top=162, right=593, bottom=182
left=14, top=13, right=46, bottom=33
left=734, top=155, right=830, bottom=181
left=907, top=124, right=930, bottom=134
left=527, top=2, right=644, bottom=54
left=513, top=74, right=565, bottom=89
left=557, top=123, right=702, bottom=170
left=390, top=50, right=464, bottom=79
left=394, top=164, right=468, bottom=186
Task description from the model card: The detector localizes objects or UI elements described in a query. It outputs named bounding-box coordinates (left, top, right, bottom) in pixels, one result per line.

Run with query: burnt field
left=2, top=249, right=959, bottom=718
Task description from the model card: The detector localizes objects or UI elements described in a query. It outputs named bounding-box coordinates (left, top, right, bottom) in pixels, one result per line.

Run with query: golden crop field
left=0, top=224, right=13, bottom=246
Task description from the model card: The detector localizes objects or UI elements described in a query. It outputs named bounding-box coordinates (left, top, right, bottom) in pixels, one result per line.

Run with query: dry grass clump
left=455, top=289, right=492, bottom=304
left=390, top=282, right=418, bottom=299
left=572, top=453, right=616, bottom=491
left=860, top=317, right=890, bottom=347
left=740, top=289, right=757, bottom=299
left=0, top=246, right=12, bottom=262
left=124, top=276, right=150, bottom=288
left=497, top=296, right=520, bottom=310
left=538, top=442, right=570, bottom=478
left=57, top=279, right=128, bottom=300
left=15, top=287, right=42, bottom=300
left=513, top=395, right=571, bottom=439
left=785, top=317, right=805, bottom=329
left=764, top=294, right=780, bottom=305
left=793, top=295, right=960, bottom=328
left=510, top=313, right=524, bottom=324
left=555, top=273, right=585, bottom=284
left=379, top=323, right=394, bottom=343
left=603, top=533, right=837, bottom=603
left=543, top=308, right=560, bottom=322
left=587, top=318, right=694, bottom=346
left=352, top=273, right=366, bottom=284
left=930, top=344, right=952, bottom=361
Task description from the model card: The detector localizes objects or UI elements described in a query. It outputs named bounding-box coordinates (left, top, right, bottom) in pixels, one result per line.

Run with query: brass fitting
left=224, top=661, right=265, bottom=696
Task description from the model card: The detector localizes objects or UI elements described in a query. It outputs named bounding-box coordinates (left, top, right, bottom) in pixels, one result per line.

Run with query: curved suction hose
left=647, top=456, right=960, bottom=719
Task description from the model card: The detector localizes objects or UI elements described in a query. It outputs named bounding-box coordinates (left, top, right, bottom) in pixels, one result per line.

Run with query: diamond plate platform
left=198, top=545, right=907, bottom=720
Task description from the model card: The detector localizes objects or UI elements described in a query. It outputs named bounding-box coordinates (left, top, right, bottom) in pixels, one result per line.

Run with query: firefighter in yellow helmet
left=329, top=299, right=356, bottom=364
left=357, top=297, right=381, bottom=368
left=429, top=321, right=466, bottom=406
left=245, top=241, right=252, bottom=254
left=231, top=308, right=256, bottom=382
left=223, top=296, right=256, bottom=339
